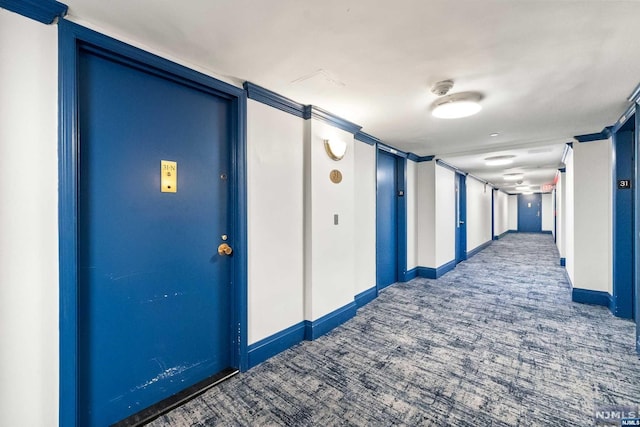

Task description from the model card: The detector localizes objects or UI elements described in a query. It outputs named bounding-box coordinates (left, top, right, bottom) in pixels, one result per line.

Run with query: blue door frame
left=58, top=20, right=248, bottom=426
left=612, top=124, right=635, bottom=319
left=455, top=173, right=467, bottom=263
left=635, top=106, right=640, bottom=353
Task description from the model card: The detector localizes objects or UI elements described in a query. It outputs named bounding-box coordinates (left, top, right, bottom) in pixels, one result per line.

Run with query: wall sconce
left=324, top=139, right=347, bottom=161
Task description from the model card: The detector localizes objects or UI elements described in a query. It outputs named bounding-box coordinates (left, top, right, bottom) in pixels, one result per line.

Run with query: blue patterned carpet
left=151, top=233, right=640, bottom=426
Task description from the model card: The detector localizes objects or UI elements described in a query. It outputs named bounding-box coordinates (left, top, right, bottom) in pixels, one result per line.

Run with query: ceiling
left=63, top=0, right=640, bottom=192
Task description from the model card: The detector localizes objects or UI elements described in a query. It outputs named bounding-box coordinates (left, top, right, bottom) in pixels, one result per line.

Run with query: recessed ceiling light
left=431, top=92, right=483, bottom=119
left=503, top=173, right=524, bottom=181
left=485, top=155, right=515, bottom=166
left=490, top=133, right=499, bottom=137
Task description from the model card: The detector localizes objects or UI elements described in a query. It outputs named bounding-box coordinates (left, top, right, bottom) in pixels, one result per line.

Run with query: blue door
left=518, top=193, right=542, bottom=232
left=635, top=108, right=640, bottom=353
left=376, top=150, right=398, bottom=289
left=78, top=49, right=233, bottom=425
left=455, top=174, right=467, bottom=263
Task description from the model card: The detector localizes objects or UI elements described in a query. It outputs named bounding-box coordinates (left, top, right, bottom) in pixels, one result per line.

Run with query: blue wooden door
left=635, top=108, right=640, bottom=354
left=455, top=174, right=467, bottom=263
left=376, top=150, right=398, bottom=289
left=518, top=193, right=542, bottom=232
left=78, top=49, right=233, bottom=426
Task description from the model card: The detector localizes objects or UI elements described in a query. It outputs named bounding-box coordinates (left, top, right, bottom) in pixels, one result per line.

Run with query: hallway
left=151, top=233, right=640, bottom=426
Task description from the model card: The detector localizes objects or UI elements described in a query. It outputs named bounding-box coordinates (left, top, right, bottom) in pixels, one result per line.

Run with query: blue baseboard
left=414, top=259, right=457, bottom=279
left=355, top=287, right=377, bottom=309
left=466, top=240, right=492, bottom=259
left=560, top=257, right=566, bottom=267
left=493, top=230, right=510, bottom=240
left=572, top=288, right=611, bottom=307
left=541, top=230, right=553, bottom=234
left=247, top=322, right=305, bottom=369
left=304, top=301, right=357, bottom=341
left=404, top=267, right=418, bottom=281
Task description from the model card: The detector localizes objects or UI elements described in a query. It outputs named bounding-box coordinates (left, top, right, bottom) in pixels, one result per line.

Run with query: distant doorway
left=455, top=173, right=467, bottom=263
left=518, top=193, right=542, bottom=232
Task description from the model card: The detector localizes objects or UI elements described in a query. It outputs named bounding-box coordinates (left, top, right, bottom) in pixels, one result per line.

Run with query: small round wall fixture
left=485, top=155, right=515, bottom=166
left=431, top=92, right=483, bottom=119
left=324, top=139, right=347, bottom=161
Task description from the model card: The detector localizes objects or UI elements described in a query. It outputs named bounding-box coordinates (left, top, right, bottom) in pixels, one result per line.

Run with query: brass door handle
left=218, top=243, right=233, bottom=256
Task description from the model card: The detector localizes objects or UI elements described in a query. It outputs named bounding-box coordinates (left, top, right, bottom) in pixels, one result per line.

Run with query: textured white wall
left=406, top=160, right=418, bottom=270
left=354, top=142, right=376, bottom=293
left=556, top=172, right=565, bottom=257
left=304, top=119, right=356, bottom=320
left=0, top=10, right=59, bottom=427
left=572, top=140, right=611, bottom=293
left=542, top=193, right=554, bottom=232
left=417, top=162, right=436, bottom=267
left=247, top=100, right=304, bottom=344
left=565, top=147, right=575, bottom=283
left=493, top=190, right=509, bottom=237
left=435, top=165, right=456, bottom=265
left=465, top=177, right=492, bottom=252
left=508, top=195, right=518, bottom=230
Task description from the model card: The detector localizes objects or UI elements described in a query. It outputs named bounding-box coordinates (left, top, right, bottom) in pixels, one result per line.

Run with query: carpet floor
left=150, top=233, right=640, bottom=426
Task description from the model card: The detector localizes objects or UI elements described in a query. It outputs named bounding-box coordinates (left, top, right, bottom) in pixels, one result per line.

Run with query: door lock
left=218, top=243, right=233, bottom=256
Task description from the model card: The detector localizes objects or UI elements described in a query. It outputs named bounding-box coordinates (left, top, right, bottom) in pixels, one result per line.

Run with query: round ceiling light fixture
left=485, top=155, right=515, bottom=166
left=431, top=92, right=483, bottom=119
left=430, top=80, right=483, bottom=119
left=503, top=172, right=524, bottom=181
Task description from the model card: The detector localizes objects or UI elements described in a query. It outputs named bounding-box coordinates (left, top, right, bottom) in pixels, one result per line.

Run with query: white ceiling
left=64, top=0, right=640, bottom=191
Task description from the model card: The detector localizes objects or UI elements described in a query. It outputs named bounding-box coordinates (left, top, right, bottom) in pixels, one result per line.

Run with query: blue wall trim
left=560, top=257, right=566, bottom=267
left=466, top=240, right=492, bottom=259
left=404, top=267, right=418, bottom=281
left=558, top=167, right=566, bottom=173
left=407, top=154, right=435, bottom=162
left=414, top=259, right=457, bottom=279
left=355, top=131, right=381, bottom=146
left=304, top=105, right=362, bottom=135
left=243, top=82, right=305, bottom=118
left=574, top=128, right=612, bottom=142
left=304, top=302, right=357, bottom=341
left=613, top=103, right=636, bottom=133
left=493, top=230, right=510, bottom=240
left=247, top=322, right=305, bottom=369
left=0, top=0, right=67, bottom=24
left=355, top=287, right=378, bottom=309
left=378, top=142, right=408, bottom=158
left=58, top=19, right=249, bottom=426
left=572, top=288, right=611, bottom=307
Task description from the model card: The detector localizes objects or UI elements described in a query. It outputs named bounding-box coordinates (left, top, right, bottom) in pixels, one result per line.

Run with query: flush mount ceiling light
left=503, top=173, right=524, bottom=181
left=430, top=80, right=483, bottom=119
left=485, top=155, right=515, bottom=166
left=490, top=133, right=500, bottom=137
left=515, top=186, right=530, bottom=191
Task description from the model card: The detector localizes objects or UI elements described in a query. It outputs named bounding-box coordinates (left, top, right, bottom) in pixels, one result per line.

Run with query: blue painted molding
left=354, top=131, right=380, bottom=146
left=243, top=82, right=305, bottom=118
left=493, top=230, right=509, bottom=240
left=303, top=105, right=362, bottom=135
left=378, top=142, right=408, bottom=158
left=613, top=103, right=636, bottom=133
left=627, top=82, right=640, bottom=104
left=247, top=322, right=305, bottom=369
left=407, top=154, right=435, bottom=162
left=558, top=167, right=566, bottom=173
left=414, top=259, right=457, bottom=279
left=355, top=287, right=377, bottom=309
left=572, top=288, right=611, bottom=308
left=466, top=240, right=492, bottom=259
left=0, top=0, right=67, bottom=24
left=304, top=302, right=357, bottom=341
left=574, top=128, right=612, bottom=143
left=404, top=267, right=418, bottom=281
left=560, top=257, right=566, bottom=267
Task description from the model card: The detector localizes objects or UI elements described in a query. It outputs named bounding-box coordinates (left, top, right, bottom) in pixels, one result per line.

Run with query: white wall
left=416, top=162, right=436, bottom=267
left=572, top=140, right=612, bottom=293
left=465, top=177, right=492, bottom=252
left=304, top=119, right=356, bottom=320
left=247, top=100, right=304, bottom=344
left=556, top=171, right=566, bottom=258
left=493, top=190, right=509, bottom=237
left=541, top=193, right=554, bottom=232
left=435, top=165, right=456, bottom=265
left=406, top=160, right=418, bottom=270
left=0, top=10, right=59, bottom=427
left=354, top=142, right=376, bottom=293
left=508, top=195, right=518, bottom=230
left=565, top=147, right=575, bottom=284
